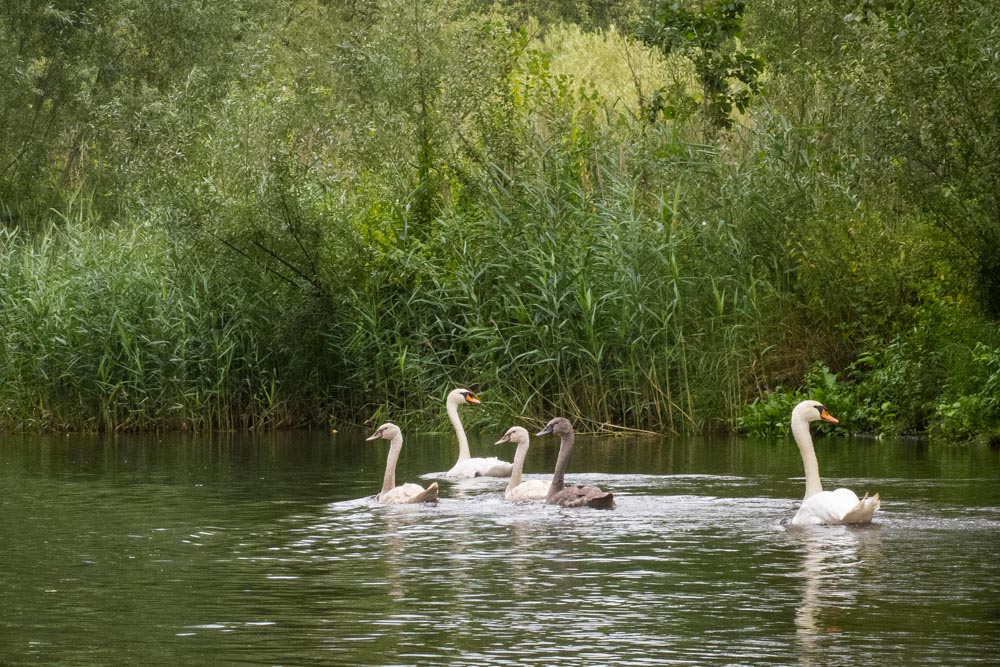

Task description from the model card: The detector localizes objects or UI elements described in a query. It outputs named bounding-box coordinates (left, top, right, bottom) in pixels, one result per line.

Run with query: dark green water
left=2, top=429, right=998, bottom=665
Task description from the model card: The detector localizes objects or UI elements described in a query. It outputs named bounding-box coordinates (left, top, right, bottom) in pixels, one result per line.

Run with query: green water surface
left=2, top=430, right=998, bottom=665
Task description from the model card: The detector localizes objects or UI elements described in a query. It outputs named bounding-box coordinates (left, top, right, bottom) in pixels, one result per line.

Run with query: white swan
left=444, top=388, right=512, bottom=478
left=366, top=423, right=439, bottom=504
left=494, top=426, right=551, bottom=500
left=790, top=400, right=880, bottom=525
left=536, top=417, right=614, bottom=509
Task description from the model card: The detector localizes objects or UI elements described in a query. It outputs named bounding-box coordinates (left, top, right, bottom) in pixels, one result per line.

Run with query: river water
left=1, top=429, right=998, bottom=665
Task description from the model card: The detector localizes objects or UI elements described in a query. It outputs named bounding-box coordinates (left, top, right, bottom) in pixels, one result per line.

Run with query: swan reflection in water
left=444, top=475, right=507, bottom=499
left=788, top=524, right=883, bottom=666
left=375, top=506, right=422, bottom=601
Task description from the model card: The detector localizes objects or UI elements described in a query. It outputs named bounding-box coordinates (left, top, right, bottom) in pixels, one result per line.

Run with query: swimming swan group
left=365, top=390, right=880, bottom=523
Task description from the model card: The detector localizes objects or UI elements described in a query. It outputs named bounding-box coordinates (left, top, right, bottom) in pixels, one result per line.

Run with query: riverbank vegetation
left=1, top=1, right=998, bottom=442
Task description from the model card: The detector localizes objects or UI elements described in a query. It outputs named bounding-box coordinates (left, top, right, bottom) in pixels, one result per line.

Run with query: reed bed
left=0, top=207, right=334, bottom=432
left=0, top=150, right=985, bottom=436
left=0, top=99, right=795, bottom=435
left=319, top=130, right=786, bottom=434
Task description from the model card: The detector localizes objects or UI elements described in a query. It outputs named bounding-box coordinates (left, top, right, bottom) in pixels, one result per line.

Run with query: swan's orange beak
left=820, top=409, right=839, bottom=424
left=465, top=393, right=481, bottom=405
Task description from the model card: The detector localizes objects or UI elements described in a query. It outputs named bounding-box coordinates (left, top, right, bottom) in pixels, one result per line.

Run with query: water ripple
left=3, top=434, right=997, bottom=666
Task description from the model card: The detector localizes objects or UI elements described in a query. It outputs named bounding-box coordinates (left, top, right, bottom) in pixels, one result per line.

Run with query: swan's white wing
left=792, top=488, right=879, bottom=525
left=506, top=479, right=550, bottom=501
left=446, top=457, right=512, bottom=479
left=378, top=483, right=437, bottom=504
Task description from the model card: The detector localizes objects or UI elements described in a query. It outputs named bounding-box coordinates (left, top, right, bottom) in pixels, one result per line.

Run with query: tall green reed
left=0, top=202, right=331, bottom=432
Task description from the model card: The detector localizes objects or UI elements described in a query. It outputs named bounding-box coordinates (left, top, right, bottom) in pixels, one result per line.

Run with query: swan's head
left=792, top=400, right=839, bottom=425
left=494, top=425, right=529, bottom=446
left=366, top=422, right=401, bottom=442
left=536, top=417, right=573, bottom=437
left=447, top=388, right=481, bottom=406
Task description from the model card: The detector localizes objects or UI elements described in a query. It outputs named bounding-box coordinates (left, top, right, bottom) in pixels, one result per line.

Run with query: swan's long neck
left=792, top=415, right=824, bottom=499
left=505, top=442, right=529, bottom=495
left=381, top=433, right=403, bottom=497
left=447, top=398, right=471, bottom=462
left=548, top=431, right=574, bottom=498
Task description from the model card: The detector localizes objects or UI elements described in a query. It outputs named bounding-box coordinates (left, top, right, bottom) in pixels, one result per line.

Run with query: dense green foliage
left=1, top=0, right=997, bottom=442
left=641, top=0, right=763, bottom=128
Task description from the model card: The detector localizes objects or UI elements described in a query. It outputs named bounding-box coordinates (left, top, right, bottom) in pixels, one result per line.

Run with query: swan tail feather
left=412, top=482, right=439, bottom=504
left=549, top=486, right=614, bottom=509
left=841, top=491, right=880, bottom=524
left=587, top=492, right=615, bottom=509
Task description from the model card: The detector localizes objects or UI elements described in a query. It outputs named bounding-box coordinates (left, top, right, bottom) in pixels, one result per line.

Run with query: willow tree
left=854, top=0, right=1000, bottom=315
left=640, top=0, right=763, bottom=131
left=0, top=0, right=284, bottom=219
